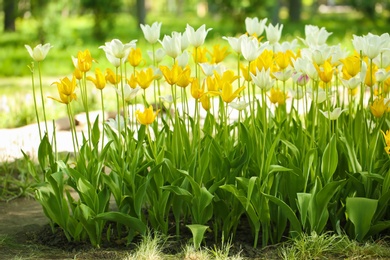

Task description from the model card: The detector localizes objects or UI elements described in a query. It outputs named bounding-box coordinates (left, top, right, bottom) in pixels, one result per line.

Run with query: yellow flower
left=77, top=49, right=93, bottom=72
left=160, top=62, right=188, bottom=86
left=269, top=87, right=287, bottom=105
left=211, top=44, right=230, bottom=64
left=136, top=67, right=157, bottom=89
left=52, top=76, right=77, bottom=96
left=87, top=68, right=106, bottom=90
left=193, top=46, right=209, bottom=63
left=191, top=79, right=205, bottom=99
left=128, top=47, right=143, bottom=67
left=105, top=68, right=121, bottom=85
left=370, top=97, right=389, bottom=118
left=364, top=62, right=377, bottom=87
left=176, top=67, right=192, bottom=88
left=50, top=76, right=77, bottom=104
left=214, top=70, right=239, bottom=85
left=200, top=93, right=211, bottom=110
left=221, top=81, right=245, bottom=103
left=127, top=74, right=138, bottom=89
left=275, top=51, right=293, bottom=70
left=315, top=60, right=334, bottom=83
left=73, top=68, right=83, bottom=80
left=255, top=49, right=274, bottom=71
left=135, top=105, right=160, bottom=125
left=381, top=130, right=390, bottom=154
left=340, top=55, right=360, bottom=79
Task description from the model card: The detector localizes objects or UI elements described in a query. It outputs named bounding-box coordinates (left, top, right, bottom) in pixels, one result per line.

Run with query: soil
left=0, top=197, right=280, bottom=260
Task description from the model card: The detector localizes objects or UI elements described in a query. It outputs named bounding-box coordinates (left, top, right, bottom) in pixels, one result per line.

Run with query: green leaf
left=186, top=224, right=209, bottom=250
left=346, top=197, right=378, bottom=241
left=263, top=193, right=302, bottom=235
left=297, top=193, right=311, bottom=228
left=91, top=115, right=100, bottom=147
left=321, top=134, right=338, bottom=183
left=95, top=211, right=146, bottom=235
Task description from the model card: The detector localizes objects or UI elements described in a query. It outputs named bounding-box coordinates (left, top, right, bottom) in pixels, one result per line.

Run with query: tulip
left=99, top=39, right=137, bottom=59
left=265, top=23, right=283, bottom=45
left=128, top=47, right=143, bottom=67
left=222, top=35, right=246, bottom=54
left=87, top=68, right=106, bottom=90
left=140, top=21, right=162, bottom=44
left=221, top=81, right=245, bottom=103
left=250, top=67, right=275, bottom=91
left=116, top=84, right=141, bottom=103
left=241, top=35, right=262, bottom=62
left=25, top=43, right=53, bottom=62
left=229, top=100, right=250, bottom=111
left=105, top=68, right=121, bottom=85
left=135, top=105, right=160, bottom=125
left=301, top=25, right=332, bottom=47
left=159, top=33, right=182, bottom=59
left=136, top=68, right=158, bottom=89
left=245, top=17, right=267, bottom=37
left=147, top=48, right=166, bottom=63
left=370, top=97, right=389, bottom=118
left=320, top=107, right=346, bottom=120
left=185, top=24, right=212, bottom=48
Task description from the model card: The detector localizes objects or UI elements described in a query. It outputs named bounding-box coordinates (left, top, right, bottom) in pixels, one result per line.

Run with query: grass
left=0, top=230, right=389, bottom=259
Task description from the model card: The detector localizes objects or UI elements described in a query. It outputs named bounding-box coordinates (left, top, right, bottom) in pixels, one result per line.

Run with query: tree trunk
left=288, top=0, right=302, bottom=23
left=137, top=0, right=146, bottom=25
left=3, top=0, right=18, bottom=32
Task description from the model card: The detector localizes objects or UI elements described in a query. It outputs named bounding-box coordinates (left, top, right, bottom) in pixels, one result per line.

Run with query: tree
left=136, top=0, right=146, bottom=25
left=3, top=0, right=19, bottom=32
left=81, top=0, right=121, bottom=40
left=288, top=0, right=302, bottom=22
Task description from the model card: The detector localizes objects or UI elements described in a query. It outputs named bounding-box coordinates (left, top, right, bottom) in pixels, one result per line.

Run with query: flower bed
left=24, top=17, right=390, bottom=248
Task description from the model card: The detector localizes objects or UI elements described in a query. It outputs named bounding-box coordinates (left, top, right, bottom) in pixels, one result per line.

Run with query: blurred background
left=0, top=0, right=389, bottom=128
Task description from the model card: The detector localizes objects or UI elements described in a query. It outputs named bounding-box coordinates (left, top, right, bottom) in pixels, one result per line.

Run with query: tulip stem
left=38, top=61, right=48, bottom=134
left=29, top=63, right=42, bottom=140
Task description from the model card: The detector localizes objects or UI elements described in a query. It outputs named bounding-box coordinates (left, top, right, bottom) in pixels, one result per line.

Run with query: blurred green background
left=1, top=0, right=390, bottom=77
left=0, top=0, right=389, bottom=128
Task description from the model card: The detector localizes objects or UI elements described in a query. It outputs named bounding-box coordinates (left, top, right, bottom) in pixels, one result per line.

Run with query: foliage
left=23, top=16, right=390, bottom=250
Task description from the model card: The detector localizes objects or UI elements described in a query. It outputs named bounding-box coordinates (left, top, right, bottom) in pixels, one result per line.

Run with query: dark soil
left=0, top=197, right=279, bottom=259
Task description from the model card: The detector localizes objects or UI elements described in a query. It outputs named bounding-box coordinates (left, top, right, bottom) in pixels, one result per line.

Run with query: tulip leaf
left=321, top=134, right=338, bottom=183
left=186, top=224, right=209, bottom=249
left=346, top=197, right=378, bottom=241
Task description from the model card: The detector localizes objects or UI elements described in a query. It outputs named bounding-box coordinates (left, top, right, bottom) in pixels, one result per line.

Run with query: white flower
left=353, top=33, right=390, bottom=60
left=200, top=63, right=221, bottom=77
left=222, top=35, right=246, bottom=54
left=147, top=48, right=166, bottom=63
left=185, top=24, right=212, bottom=48
left=290, top=87, right=305, bottom=100
left=106, top=115, right=125, bottom=133
left=273, top=68, right=293, bottom=82
left=274, top=39, right=299, bottom=53
left=250, top=67, right=275, bottom=91
left=375, top=68, right=390, bottom=83
left=245, top=17, right=267, bottom=37
left=265, top=23, right=283, bottom=45
left=115, top=84, right=142, bottom=102
left=99, top=39, right=137, bottom=59
left=25, top=43, right=53, bottom=62
left=292, top=72, right=310, bottom=86
left=320, top=107, right=346, bottom=120
left=159, top=33, right=182, bottom=59
left=230, top=100, right=250, bottom=111
left=160, top=94, right=178, bottom=104
left=301, top=25, right=332, bottom=48
left=241, top=35, right=262, bottom=62
left=180, top=30, right=190, bottom=51
left=140, top=21, right=162, bottom=44
left=177, top=50, right=190, bottom=68
left=341, top=75, right=362, bottom=89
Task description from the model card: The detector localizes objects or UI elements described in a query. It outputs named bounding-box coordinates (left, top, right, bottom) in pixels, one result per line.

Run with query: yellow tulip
left=176, top=67, right=192, bottom=88
left=315, top=60, right=334, bottom=84
left=340, top=55, right=360, bottom=79
left=52, top=76, right=77, bottom=96
left=200, top=93, right=211, bottom=110
left=87, top=68, right=106, bottom=90
left=128, top=47, right=143, bottom=67
left=105, top=68, right=121, bottom=85
left=127, top=74, right=138, bottom=89
left=136, top=67, right=157, bottom=89
left=191, top=79, right=205, bottom=99
left=370, top=97, right=389, bottom=118
left=160, top=63, right=180, bottom=85
left=381, top=130, right=390, bottom=154
left=269, top=87, right=287, bottom=105
left=135, top=105, right=160, bottom=125
left=192, top=46, right=209, bottom=63
left=77, top=49, right=93, bottom=72
left=211, top=44, right=230, bottom=64
left=221, top=81, right=245, bottom=103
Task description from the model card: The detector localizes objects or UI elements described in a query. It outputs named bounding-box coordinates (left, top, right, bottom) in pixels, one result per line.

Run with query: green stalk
left=37, top=61, right=48, bottom=134
left=100, top=89, right=105, bottom=152
left=28, top=63, right=42, bottom=140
